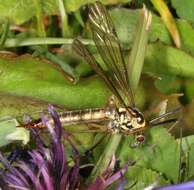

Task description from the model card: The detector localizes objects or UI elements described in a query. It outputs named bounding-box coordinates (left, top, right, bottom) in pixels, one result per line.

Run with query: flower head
left=0, top=105, right=128, bottom=190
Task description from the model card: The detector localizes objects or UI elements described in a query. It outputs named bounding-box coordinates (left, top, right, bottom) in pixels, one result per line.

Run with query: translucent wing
left=72, top=39, right=127, bottom=107
left=88, top=2, right=135, bottom=107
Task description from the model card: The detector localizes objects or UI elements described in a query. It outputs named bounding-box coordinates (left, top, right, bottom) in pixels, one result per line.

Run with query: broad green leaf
left=0, top=54, right=110, bottom=109
left=0, top=117, right=29, bottom=147
left=111, top=9, right=194, bottom=56
left=118, top=127, right=180, bottom=183
left=125, top=166, right=168, bottom=189
left=110, top=9, right=171, bottom=47
left=0, top=93, right=49, bottom=117
left=63, top=0, right=131, bottom=12
left=0, top=0, right=58, bottom=24
left=178, top=20, right=194, bottom=57
left=144, top=43, right=194, bottom=79
left=6, top=127, right=29, bottom=145
left=154, top=75, right=181, bottom=94
left=0, top=0, right=130, bottom=25
left=33, top=47, right=78, bottom=82
left=171, top=0, right=194, bottom=23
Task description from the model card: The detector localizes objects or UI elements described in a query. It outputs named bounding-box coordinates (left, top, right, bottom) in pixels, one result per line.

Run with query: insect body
left=15, top=2, right=177, bottom=144
left=19, top=107, right=146, bottom=135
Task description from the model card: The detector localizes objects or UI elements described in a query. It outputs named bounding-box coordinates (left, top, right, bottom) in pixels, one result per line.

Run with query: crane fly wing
left=88, top=2, right=135, bottom=107
left=72, top=39, right=127, bottom=106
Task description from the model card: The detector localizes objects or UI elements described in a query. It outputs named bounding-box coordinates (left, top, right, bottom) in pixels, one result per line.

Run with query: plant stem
left=33, top=0, right=46, bottom=38
left=3, top=38, right=94, bottom=48
left=89, top=134, right=122, bottom=181
left=57, top=0, right=70, bottom=37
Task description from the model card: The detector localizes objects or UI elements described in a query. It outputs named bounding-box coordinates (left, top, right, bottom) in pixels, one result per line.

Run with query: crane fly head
left=114, top=107, right=147, bottom=133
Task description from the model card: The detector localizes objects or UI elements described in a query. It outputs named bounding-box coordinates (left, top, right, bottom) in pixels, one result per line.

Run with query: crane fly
left=14, top=2, right=178, bottom=144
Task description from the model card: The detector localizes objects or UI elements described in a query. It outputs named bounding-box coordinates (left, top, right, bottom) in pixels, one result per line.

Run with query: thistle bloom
left=0, top=105, right=127, bottom=190
left=87, top=156, right=128, bottom=190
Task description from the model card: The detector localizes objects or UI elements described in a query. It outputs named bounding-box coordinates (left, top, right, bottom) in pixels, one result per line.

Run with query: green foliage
left=119, top=127, right=181, bottom=185
left=0, top=0, right=57, bottom=24
left=0, top=54, right=110, bottom=109
left=171, top=0, right=194, bottom=23
left=125, top=166, right=168, bottom=189
left=188, top=143, right=194, bottom=179
left=0, top=0, right=130, bottom=24
left=144, top=43, right=194, bottom=78
left=0, top=116, right=29, bottom=146
left=0, top=1, right=194, bottom=189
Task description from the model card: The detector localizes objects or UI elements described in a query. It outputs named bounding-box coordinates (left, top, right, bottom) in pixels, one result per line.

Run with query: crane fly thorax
left=107, top=107, right=146, bottom=133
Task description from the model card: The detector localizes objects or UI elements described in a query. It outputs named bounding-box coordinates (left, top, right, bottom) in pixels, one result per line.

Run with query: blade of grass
left=0, top=19, right=9, bottom=48
left=74, top=10, right=85, bottom=27
left=89, top=134, right=122, bottom=180
left=89, top=6, right=152, bottom=181
left=151, top=0, right=181, bottom=48
left=128, top=5, right=152, bottom=93
left=33, top=0, right=46, bottom=38
left=3, top=37, right=94, bottom=47
left=57, top=0, right=70, bottom=37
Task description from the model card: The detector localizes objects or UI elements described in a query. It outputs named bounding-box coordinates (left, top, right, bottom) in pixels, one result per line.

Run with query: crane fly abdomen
left=17, top=107, right=147, bottom=136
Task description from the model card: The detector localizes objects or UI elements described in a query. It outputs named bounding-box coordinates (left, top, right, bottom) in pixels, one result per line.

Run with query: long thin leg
left=149, top=107, right=181, bottom=125
left=150, top=118, right=178, bottom=127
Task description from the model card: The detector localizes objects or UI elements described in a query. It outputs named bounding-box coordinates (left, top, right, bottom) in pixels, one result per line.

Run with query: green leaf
left=63, top=0, right=131, bottom=12
left=118, top=127, right=180, bottom=183
left=32, top=47, right=79, bottom=82
left=179, top=135, right=194, bottom=179
left=111, top=9, right=194, bottom=56
left=178, top=135, right=194, bottom=152
left=3, top=10, right=194, bottom=59
left=128, top=6, right=152, bottom=92
left=0, top=93, right=49, bottom=117
left=183, top=80, right=194, bottom=102
left=177, top=20, right=194, bottom=57
left=0, top=117, right=29, bottom=147
left=154, top=75, right=181, bottom=94
left=187, top=143, right=194, bottom=179
left=144, top=43, right=194, bottom=79
left=0, top=54, right=110, bottom=109
left=0, top=0, right=58, bottom=24
left=0, top=0, right=131, bottom=25
left=151, top=0, right=181, bottom=48
left=125, top=166, right=168, bottom=189
left=110, top=9, right=171, bottom=47
left=171, top=0, right=194, bottom=23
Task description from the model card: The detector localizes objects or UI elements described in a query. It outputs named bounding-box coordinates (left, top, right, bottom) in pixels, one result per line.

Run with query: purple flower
left=0, top=105, right=128, bottom=190
left=87, top=156, right=128, bottom=190
left=153, top=181, right=194, bottom=190
left=0, top=105, right=79, bottom=190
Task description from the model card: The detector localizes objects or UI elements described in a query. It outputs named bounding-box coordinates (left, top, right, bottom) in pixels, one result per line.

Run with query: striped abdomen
left=19, top=108, right=112, bottom=129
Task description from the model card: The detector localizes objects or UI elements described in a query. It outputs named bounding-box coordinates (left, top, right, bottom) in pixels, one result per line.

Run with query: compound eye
left=136, top=114, right=144, bottom=124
